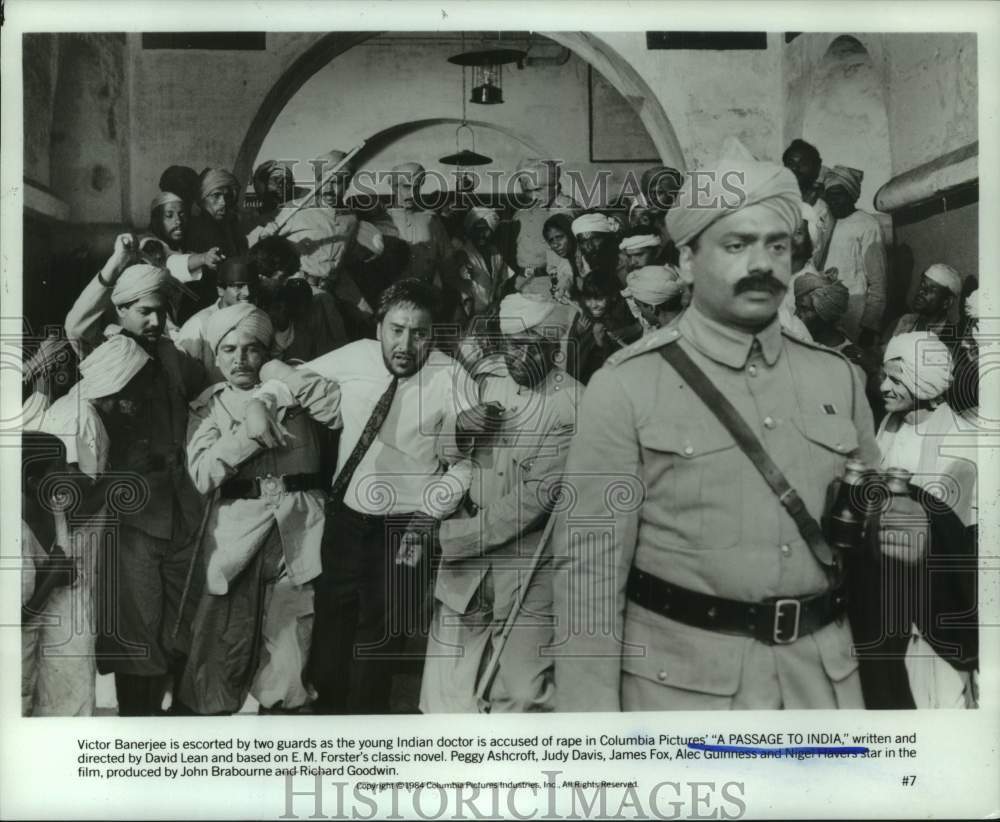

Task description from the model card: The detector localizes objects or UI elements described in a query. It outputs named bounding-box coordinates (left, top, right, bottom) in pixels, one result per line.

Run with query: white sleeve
left=167, top=252, right=201, bottom=283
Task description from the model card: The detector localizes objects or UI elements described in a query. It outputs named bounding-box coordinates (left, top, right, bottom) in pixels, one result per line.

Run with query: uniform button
left=657, top=671, right=668, bottom=682
left=835, top=443, right=845, bottom=451
left=763, top=416, right=776, bottom=429
left=780, top=544, right=791, bottom=556
left=748, top=365, right=758, bottom=377
left=683, top=446, right=694, bottom=456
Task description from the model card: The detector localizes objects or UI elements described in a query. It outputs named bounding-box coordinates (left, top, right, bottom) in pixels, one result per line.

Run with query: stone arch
left=233, top=31, right=686, bottom=190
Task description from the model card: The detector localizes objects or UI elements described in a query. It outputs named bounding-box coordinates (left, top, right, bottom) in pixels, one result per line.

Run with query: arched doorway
left=232, top=31, right=685, bottom=193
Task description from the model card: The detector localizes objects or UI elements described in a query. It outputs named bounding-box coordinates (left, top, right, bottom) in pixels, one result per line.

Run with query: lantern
left=447, top=48, right=526, bottom=106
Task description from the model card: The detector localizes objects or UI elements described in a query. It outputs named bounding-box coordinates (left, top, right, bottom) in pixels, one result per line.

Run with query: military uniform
left=421, top=359, right=581, bottom=712
left=552, top=304, right=880, bottom=711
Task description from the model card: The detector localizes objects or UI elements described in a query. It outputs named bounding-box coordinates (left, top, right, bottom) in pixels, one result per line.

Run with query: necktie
left=330, top=375, right=399, bottom=503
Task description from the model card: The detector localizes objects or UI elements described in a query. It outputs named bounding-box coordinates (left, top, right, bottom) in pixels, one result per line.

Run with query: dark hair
left=149, top=204, right=184, bottom=249
left=248, top=236, right=300, bottom=279
left=158, top=165, right=200, bottom=204
left=376, top=278, right=441, bottom=324
left=572, top=269, right=621, bottom=302
left=782, top=139, right=821, bottom=168
left=543, top=213, right=575, bottom=239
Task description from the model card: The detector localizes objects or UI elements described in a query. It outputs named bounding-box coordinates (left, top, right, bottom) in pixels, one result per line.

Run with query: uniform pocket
left=638, top=422, right=741, bottom=549
left=793, top=413, right=859, bottom=478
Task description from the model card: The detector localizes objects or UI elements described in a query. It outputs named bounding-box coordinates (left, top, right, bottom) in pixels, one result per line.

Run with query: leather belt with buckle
left=220, top=472, right=324, bottom=500
left=626, top=567, right=847, bottom=645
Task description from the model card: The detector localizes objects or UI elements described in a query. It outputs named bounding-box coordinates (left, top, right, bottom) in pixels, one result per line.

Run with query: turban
left=571, top=213, right=614, bottom=236
left=498, top=293, right=565, bottom=336
left=150, top=191, right=183, bottom=212
left=884, top=331, right=953, bottom=401
left=793, top=269, right=850, bottom=324
left=923, top=263, right=963, bottom=297
left=199, top=168, right=239, bottom=201
left=666, top=136, right=802, bottom=248
left=622, top=266, right=685, bottom=307
left=619, top=234, right=661, bottom=253
left=217, top=257, right=259, bottom=287
left=824, top=165, right=863, bottom=201
left=206, top=303, right=274, bottom=354
left=464, top=207, right=500, bottom=234
left=78, top=334, right=151, bottom=400
left=111, top=264, right=175, bottom=306
left=965, top=289, right=979, bottom=320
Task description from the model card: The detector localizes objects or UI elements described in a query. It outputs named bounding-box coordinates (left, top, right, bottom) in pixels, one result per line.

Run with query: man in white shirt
left=300, top=279, right=493, bottom=713
left=822, top=165, right=888, bottom=346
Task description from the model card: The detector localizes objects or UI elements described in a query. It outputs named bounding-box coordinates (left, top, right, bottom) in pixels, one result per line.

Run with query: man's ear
left=115, top=304, right=127, bottom=320
left=678, top=245, right=696, bottom=285
left=375, top=319, right=382, bottom=342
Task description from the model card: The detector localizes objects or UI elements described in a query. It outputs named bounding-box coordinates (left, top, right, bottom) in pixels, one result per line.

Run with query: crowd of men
left=20, top=135, right=980, bottom=717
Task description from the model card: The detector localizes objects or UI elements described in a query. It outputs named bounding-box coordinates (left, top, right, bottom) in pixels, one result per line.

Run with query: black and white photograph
left=2, top=2, right=998, bottom=819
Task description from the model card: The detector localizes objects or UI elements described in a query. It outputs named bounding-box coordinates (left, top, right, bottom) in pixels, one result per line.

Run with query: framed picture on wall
left=588, top=65, right=660, bottom=163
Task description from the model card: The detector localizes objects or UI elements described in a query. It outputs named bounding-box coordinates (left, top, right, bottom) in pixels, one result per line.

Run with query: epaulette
left=604, top=325, right=682, bottom=367
left=189, top=380, right=228, bottom=411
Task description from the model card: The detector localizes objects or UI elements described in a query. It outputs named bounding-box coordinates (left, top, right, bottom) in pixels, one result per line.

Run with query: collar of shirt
left=678, top=303, right=784, bottom=370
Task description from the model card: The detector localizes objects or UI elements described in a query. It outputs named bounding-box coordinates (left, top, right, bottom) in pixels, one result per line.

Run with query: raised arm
left=65, top=233, right=134, bottom=356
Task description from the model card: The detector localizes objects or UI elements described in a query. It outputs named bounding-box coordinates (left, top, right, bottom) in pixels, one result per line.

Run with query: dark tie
left=330, top=375, right=399, bottom=503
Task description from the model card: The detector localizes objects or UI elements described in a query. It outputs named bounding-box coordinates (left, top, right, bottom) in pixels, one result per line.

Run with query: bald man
left=507, top=159, right=579, bottom=278
left=385, top=162, right=454, bottom=285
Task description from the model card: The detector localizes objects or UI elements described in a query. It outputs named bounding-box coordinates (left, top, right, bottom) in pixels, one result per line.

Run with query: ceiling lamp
left=447, top=47, right=526, bottom=105
left=439, top=124, right=492, bottom=167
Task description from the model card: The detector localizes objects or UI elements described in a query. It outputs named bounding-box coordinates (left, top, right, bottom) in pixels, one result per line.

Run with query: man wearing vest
left=552, top=138, right=882, bottom=711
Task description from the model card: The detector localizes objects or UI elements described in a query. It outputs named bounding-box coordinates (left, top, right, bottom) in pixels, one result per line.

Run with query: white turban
left=619, top=234, right=661, bottom=253
left=498, top=293, right=564, bottom=336
left=78, top=334, right=151, bottom=400
left=150, top=191, right=184, bottom=212
left=622, top=266, right=685, bottom=307
left=111, top=264, right=174, bottom=306
left=464, top=207, right=500, bottom=234
left=571, top=213, right=614, bottom=236
left=666, top=136, right=802, bottom=248
left=206, top=303, right=274, bottom=354
left=883, top=331, right=953, bottom=402
left=923, top=263, right=963, bottom=297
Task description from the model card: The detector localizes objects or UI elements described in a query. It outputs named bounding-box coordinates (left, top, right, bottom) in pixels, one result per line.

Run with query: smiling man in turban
left=822, top=165, right=887, bottom=346
left=554, top=136, right=880, bottom=713
left=179, top=303, right=344, bottom=715
left=421, top=291, right=580, bottom=714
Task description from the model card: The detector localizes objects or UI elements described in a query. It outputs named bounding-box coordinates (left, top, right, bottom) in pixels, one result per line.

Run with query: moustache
left=733, top=274, right=785, bottom=296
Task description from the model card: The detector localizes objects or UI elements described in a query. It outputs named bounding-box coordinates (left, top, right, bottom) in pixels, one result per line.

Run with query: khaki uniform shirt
left=385, top=207, right=453, bottom=284
left=553, top=305, right=880, bottom=711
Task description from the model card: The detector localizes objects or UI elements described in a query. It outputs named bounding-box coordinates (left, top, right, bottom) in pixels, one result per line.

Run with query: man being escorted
left=179, top=304, right=343, bottom=714
left=421, top=294, right=580, bottom=713
left=553, top=137, right=880, bottom=711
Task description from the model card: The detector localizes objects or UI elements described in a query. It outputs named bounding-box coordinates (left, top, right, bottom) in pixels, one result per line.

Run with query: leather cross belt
left=626, top=567, right=847, bottom=645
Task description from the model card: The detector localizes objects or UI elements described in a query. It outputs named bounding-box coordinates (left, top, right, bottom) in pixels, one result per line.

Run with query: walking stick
left=171, top=489, right=217, bottom=642
left=272, top=142, right=367, bottom=232
left=474, top=509, right=559, bottom=712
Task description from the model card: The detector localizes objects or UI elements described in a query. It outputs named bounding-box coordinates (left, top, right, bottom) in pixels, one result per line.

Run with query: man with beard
left=822, top=166, right=888, bottom=345
left=782, top=139, right=834, bottom=268
left=174, top=257, right=259, bottom=383
left=64, top=235, right=207, bottom=715
left=886, top=263, right=964, bottom=344
left=420, top=293, right=579, bottom=713
left=553, top=137, right=880, bottom=712
left=186, top=168, right=248, bottom=316
left=295, top=279, right=488, bottom=713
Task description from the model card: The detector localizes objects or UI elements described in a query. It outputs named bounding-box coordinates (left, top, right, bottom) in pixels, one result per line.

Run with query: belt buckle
left=772, top=598, right=801, bottom=644
left=259, top=473, right=285, bottom=505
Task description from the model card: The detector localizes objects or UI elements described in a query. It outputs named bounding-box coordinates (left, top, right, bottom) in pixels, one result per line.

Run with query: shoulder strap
left=658, top=342, right=835, bottom=569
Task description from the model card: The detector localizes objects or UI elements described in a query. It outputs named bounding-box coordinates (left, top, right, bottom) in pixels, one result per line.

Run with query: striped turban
left=824, top=166, right=863, bottom=201
left=666, top=136, right=802, bottom=248
left=793, top=269, right=850, bottom=324
left=206, top=303, right=274, bottom=354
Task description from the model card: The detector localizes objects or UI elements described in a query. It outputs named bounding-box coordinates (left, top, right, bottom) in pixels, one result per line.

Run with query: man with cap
left=621, top=265, right=687, bottom=335
left=887, top=263, right=964, bottom=343
left=174, top=257, right=259, bottom=384
left=571, top=212, right=626, bottom=287
left=24, top=335, right=151, bottom=716
left=385, top=161, right=454, bottom=285
left=507, top=159, right=579, bottom=280
left=552, top=137, right=881, bottom=712
left=64, top=234, right=208, bottom=715
left=822, top=165, right=887, bottom=345
left=420, top=292, right=581, bottom=713
left=178, top=303, right=343, bottom=714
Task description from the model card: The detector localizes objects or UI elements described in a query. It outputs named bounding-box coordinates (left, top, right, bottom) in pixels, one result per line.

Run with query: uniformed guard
left=552, top=137, right=881, bottom=711
left=421, top=293, right=581, bottom=713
